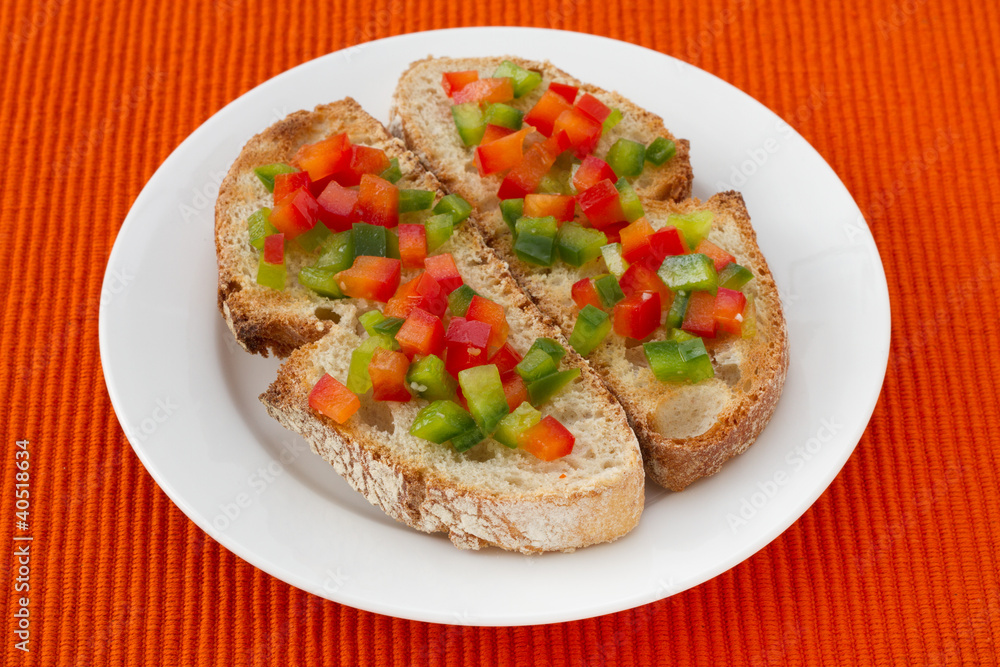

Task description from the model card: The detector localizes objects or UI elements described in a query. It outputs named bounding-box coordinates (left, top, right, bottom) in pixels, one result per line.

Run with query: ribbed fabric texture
left=2, top=0, right=999, bottom=664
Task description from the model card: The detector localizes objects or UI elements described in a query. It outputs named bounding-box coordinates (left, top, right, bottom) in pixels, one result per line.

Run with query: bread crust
left=217, top=100, right=645, bottom=552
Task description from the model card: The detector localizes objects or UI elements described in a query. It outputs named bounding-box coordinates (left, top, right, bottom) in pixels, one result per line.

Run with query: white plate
left=99, top=27, right=890, bottom=626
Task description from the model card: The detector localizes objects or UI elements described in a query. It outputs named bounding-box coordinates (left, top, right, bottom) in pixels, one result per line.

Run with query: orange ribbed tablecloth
left=3, top=0, right=999, bottom=664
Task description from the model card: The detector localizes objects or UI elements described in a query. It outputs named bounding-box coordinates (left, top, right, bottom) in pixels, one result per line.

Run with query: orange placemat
left=3, top=0, right=999, bottom=664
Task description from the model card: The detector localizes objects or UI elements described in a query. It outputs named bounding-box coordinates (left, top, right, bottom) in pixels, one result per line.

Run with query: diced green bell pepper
left=317, top=231, right=356, bottom=271
left=253, top=163, right=297, bottom=192
left=433, top=194, right=472, bottom=225
left=658, top=254, right=718, bottom=294
left=493, top=402, right=542, bottom=448
left=406, top=354, right=457, bottom=401
left=447, top=284, right=478, bottom=317
left=452, top=103, right=486, bottom=146
left=538, top=172, right=572, bottom=195
left=645, top=137, right=676, bottom=166
left=424, top=214, right=454, bottom=251
left=516, top=348, right=559, bottom=383
left=667, top=210, right=714, bottom=248
left=256, top=256, right=285, bottom=290
left=643, top=338, right=715, bottom=383
left=297, top=265, right=343, bottom=298
left=665, top=290, right=690, bottom=329
left=527, top=338, right=566, bottom=363
left=353, top=222, right=388, bottom=258
left=358, top=310, right=386, bottom=336
left=450, top=426, right=487, bottom=452
left=742, top=295, right=757, bottom=339
left=500, top=199, right=524, bottom=234
left=594, top=273, right=625, bottom=308
left=670, top=327, right=696, bottom=343
left=410, top=400, right=482, bottom=452
left=484, top=103, right=524, bottom=130
left=458, top=364, right=509, bottom=434
left=514, top=216, right=558, bottom=266
left=602, top=108, right=622, bottom=134
left=398, top=189, right=436, bottom=213
left=614, top=178, right=644, bottom=223
left=569, top=305, right=611, bottom=356
left=373, top=316, right=405, bottom=337
left=718, top=263, right=754, bottom=290
left=379, top=157, right=403, bottom=184
left=601, top=243, right=630, bottom=278
left=346, top=333, right=398, bottom=394
left=606, top=138, right=646, bottom=178
left=248, top=208, right=276, bottom=250
left=557, top=222, right=608, bottom=267
left=492, top=60, right=543, bottom=98
left=527, top=368, right=581, bottom=406
left=295, top=222, right=331, bottom=253
left=386, top=229, right=400, bottom=259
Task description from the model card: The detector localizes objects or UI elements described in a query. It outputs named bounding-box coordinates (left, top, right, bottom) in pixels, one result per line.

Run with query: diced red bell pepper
left=500, top=371, right=529, bottom=412
left=548, top=82, right=579, bottom=104
left=573, top=155, right=616, bottom=194
left=394, top=307, right=445, bottom=358
left=465, top=295, right=509, bottom=352
left=413, top=272, right=448, bottom=318
left=497, top=136, right=563, bottom=200
left=273, top=171, right=312, bottom=204
left=293, top=133, right=351, bottom=182
left=337, top=145, right=391, bottom=187
left=574, top=93, right=611, bottom=123
left=524, top=90, right=573, bottom=137
left=383, top=275, right=423, bottom=318
left=263, top=233, right=284, bottom=265
left=601, top=222, right=628, bottom=245
left=695, top=239, right=737, bottom=273
left=397, top=224, right=427, bottom=269
left=481, top=123, right=516, bottom=145
left=269, top=188, right=319, bottom=239
left=620, top=217, right=655, bottom=263
left=489, top=343, right=523, bottom=375
left=613, top=291, right=661, bottom=340
left=423, top=253, right=463, bottom=294
left=368, top=347, right=413, bottom=402
left=552, top=107, right=603, bottom=157
left=518, top=415, right=575, bottom=461
left=452, top=78, right=514, bottom=105
left=309, top=374, right=360, bottom=424
left=444, top=317, right=492, bottom=377
left=682, top=290, right=718, bottom=338
left=523, top=193, right=576, bottom=223
left=577, top=179, right=625, bottom=229
left=619, top=262, right=672, bottom=311
left=649, top=226, right=688, bottom=261
left=571, top=278, right=604, bottom=311
left=355, top=174, right=399, bottom=228
left=317, top=181, right=359, bottom=231
left=474, top=127, right=529, bottom=176
left=714, top=288, right=747, bottom=336
left=336, top=256, right=401, bottom=302
left=441, top=70, right=479, bottom=97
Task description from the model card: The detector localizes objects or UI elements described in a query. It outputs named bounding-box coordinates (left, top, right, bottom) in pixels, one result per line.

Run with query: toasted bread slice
left=501, top=192, right=789, bottom=490
left=218, top=100, right=644, bottom=551
left=260, top=223, right=645, bottom=554
left=391, top=56, right=693, bottom=245
left=216, top=98, right=444, bottom=357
